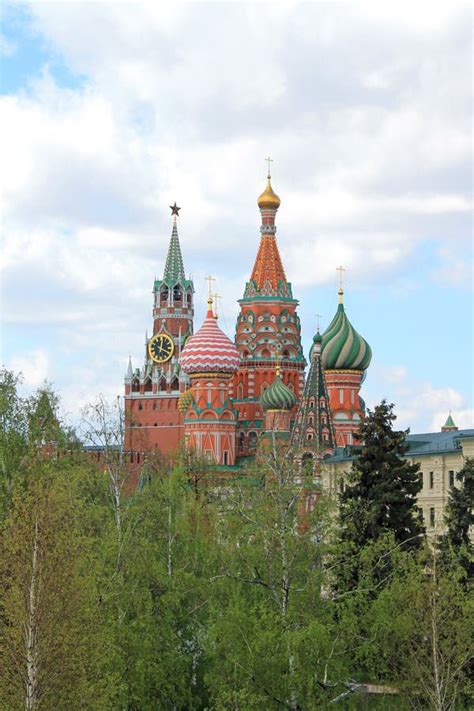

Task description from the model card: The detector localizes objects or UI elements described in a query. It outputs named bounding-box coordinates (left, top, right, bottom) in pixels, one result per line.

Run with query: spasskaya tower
left=124, top=204, right=194, bottom=457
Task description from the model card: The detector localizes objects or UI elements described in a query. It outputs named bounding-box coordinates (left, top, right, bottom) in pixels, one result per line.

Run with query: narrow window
left=339, top=389, right=344, bottom=404
left=449, top=470, right=455, bottom=487
left=429, top=471, right=434, bottom=489
left=430, top=507, right=435, bottom=528
left=223, top=451, right=229, bottom=465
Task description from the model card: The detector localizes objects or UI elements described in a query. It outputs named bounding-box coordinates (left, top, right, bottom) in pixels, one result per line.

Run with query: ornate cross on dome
left=336, top=265, right=346, bottom=290
left=315, top=313, right=322, bottom=332
left=205, top=274, right=216, bottom=301
left=212, top=292, right=221, bottom=318
left=265, top=156, right=273, bottom=177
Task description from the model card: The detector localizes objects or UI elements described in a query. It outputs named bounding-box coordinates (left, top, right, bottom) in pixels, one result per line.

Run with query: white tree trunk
left=25, top=514, right=40, bottom=711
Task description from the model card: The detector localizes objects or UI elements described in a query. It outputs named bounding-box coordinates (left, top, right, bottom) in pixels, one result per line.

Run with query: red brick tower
left=124, top=204, right=194, bottom=457
left=231, top=172, right=305, bottom=456
left=179, top=298, right=240, bottom=466
left=320, top=285, right=372, bottom=447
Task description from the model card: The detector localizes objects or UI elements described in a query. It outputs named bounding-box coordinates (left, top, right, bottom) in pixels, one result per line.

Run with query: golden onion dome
left=257, top=176, right=281, bottom=210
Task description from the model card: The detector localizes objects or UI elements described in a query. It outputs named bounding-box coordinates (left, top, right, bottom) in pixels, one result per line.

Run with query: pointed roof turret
left=243, top=169, right=292, bottom=299
left=291, top=329, right=336, bottom=457
left=441, top=412, right=458, bottom=432
left=163, top=212, right=186, bottom=285
left=126, top=356, right=133, bottom=378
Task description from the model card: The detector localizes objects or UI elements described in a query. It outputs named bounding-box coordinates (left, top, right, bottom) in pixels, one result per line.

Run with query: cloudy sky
left=1, top=1, right=472, bottom=433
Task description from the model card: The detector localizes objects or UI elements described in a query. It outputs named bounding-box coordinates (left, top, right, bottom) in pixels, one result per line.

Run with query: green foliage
left=0, top=395, right=470, bottom=710
left=439, top=457, right=474, bottom=579
left=338, top=400, right=424, bottom=591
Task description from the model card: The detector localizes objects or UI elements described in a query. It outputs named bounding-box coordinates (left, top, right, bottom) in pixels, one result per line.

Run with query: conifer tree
left=440, top=457, right=474, bottom=579
left=338, top=401, right=424, bottom=589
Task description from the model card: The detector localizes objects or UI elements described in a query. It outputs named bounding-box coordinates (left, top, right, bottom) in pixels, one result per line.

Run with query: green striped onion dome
left=261, top=374, right=297, bottom=411
left=321, top=302, right=372, bottom=371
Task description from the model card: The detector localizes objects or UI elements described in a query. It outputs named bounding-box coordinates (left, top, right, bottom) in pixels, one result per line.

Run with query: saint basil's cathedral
left=124, top=171, right=373, bottom=471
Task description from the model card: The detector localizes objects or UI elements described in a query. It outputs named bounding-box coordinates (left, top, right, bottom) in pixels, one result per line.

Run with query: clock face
left=148, top=333, right=175, bottom=363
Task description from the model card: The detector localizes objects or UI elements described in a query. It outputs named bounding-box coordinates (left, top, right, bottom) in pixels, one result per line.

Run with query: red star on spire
left=169, top=202, right=181, bottom=216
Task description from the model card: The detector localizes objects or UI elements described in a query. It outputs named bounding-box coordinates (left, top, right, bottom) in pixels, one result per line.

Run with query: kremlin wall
left=123, top=174, right=474, bottom=533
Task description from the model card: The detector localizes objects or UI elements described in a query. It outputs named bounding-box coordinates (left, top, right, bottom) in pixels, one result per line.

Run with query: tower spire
left=163, top=204, right=185, bottom=284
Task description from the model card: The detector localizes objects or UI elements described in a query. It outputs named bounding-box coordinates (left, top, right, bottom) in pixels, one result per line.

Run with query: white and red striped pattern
left=180, top=307, right=240, bottom=374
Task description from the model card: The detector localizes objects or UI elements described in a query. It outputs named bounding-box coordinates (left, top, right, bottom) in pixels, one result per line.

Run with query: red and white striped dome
left=180, top=302, right=240, bottom=374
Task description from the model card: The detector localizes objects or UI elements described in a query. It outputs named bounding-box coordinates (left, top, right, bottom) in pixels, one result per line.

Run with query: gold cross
left=212, top=292, right=222, bottom=318
left=336, top=265, right=346, bottom=290
left=265, top=156, right=273, bottom=177
left=315, top=313, right=322, bottom=331
left=205, top=275, right=216, bottom=300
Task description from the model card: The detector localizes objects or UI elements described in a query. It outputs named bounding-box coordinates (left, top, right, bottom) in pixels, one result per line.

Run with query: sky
left=1, top=1, right=472, bottom=434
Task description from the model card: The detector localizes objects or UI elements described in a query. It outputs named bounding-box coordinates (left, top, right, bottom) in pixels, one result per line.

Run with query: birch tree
left=0, top=462, right=116, bottom=710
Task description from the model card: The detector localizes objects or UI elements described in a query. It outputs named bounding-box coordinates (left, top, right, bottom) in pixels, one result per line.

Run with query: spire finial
left=336, top=265, right=346, bottom=304
left=315, top=313, right=322, bottom=332
left=205, top=274, right=216, bottom=301
left=265, top=156, right=273, bottom=178
left=212, top=292, right=221, bottom=320
left=170, top=202, right=180, bottom=216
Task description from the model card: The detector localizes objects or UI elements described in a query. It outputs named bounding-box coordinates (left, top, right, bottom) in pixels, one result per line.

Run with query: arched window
left=308, top=416, right=314, bottom=426
left=309, top=398, right=315, bottom=409
left=248, top=431, right=258, bottom=449
left=237, top=383, right=244, bottom=399
left=282, top=349, right=290, bottom=358
left=170, top=376, right=179, bottom=392
left=138, top=402, right=143, bottom=411
left=261, top=348, right=271, bottom=358
left=239, top=431, right=245, bottom=448
left=173, top=285, right=182, bottom=302
left=144, top=378, right=152, bottom=393
left=159, top=377, right=167, bottom=392
left=186, top=291, right=192, bottom=307
left=160, top=286, right=169, bottom=304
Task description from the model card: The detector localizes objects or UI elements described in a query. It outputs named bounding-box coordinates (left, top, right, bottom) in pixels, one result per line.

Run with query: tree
left=338, top=400, right=424, bottom=590
left=0, top=369, right=28, bottom=517
left=368, top=546, right=473, bottom=711
left=439, top=458, right=474, bottom=579
left=27, top=383, right=80, bottom=450
left=0, top=461, right=117, bottom=710
left=205, top=445, right=341, bottom=710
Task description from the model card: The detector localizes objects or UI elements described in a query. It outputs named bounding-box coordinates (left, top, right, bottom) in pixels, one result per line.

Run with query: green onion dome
left=261, top=372, right=297, bottom=411
left=321, top=291, right=372, bottom=371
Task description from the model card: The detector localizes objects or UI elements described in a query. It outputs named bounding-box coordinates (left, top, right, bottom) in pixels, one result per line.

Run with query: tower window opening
left=160, top=286, right=169, bottom=304
left=170, top=376, right=179, bottom=392
left=429, top=471, right=434, bottom=489
left=173, top=286, right=182, bottom=301
left=449, top=470, right=455, bottom=487
left=159, top=378, right=167, bottom=392
left=430, top=507, right=435, bottom=528
left=223, top=451, right=229, bottom=465
left=248, top=431, right=258, bottom=449
left=144, top=378, right=152, bottom=393
left=132, top=379, right=140, bottom=392
left=138, top=403, right=143, bottom=411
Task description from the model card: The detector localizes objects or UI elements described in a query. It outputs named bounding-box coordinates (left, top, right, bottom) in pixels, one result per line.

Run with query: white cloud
left=9, top=348, right=50, bottom=388
left=1, top=2, right=471, bottom=427
left=367, top=365, right=474, bottom=433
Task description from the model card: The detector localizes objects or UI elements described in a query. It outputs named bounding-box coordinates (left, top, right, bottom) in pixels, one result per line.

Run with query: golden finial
left=275, top=344, right=282, bottom=376
left=212, top=292, right=221, bottom=320
left=336, top=266, right=346, bottom=304
left=257, top=158, right=281, bottom=210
